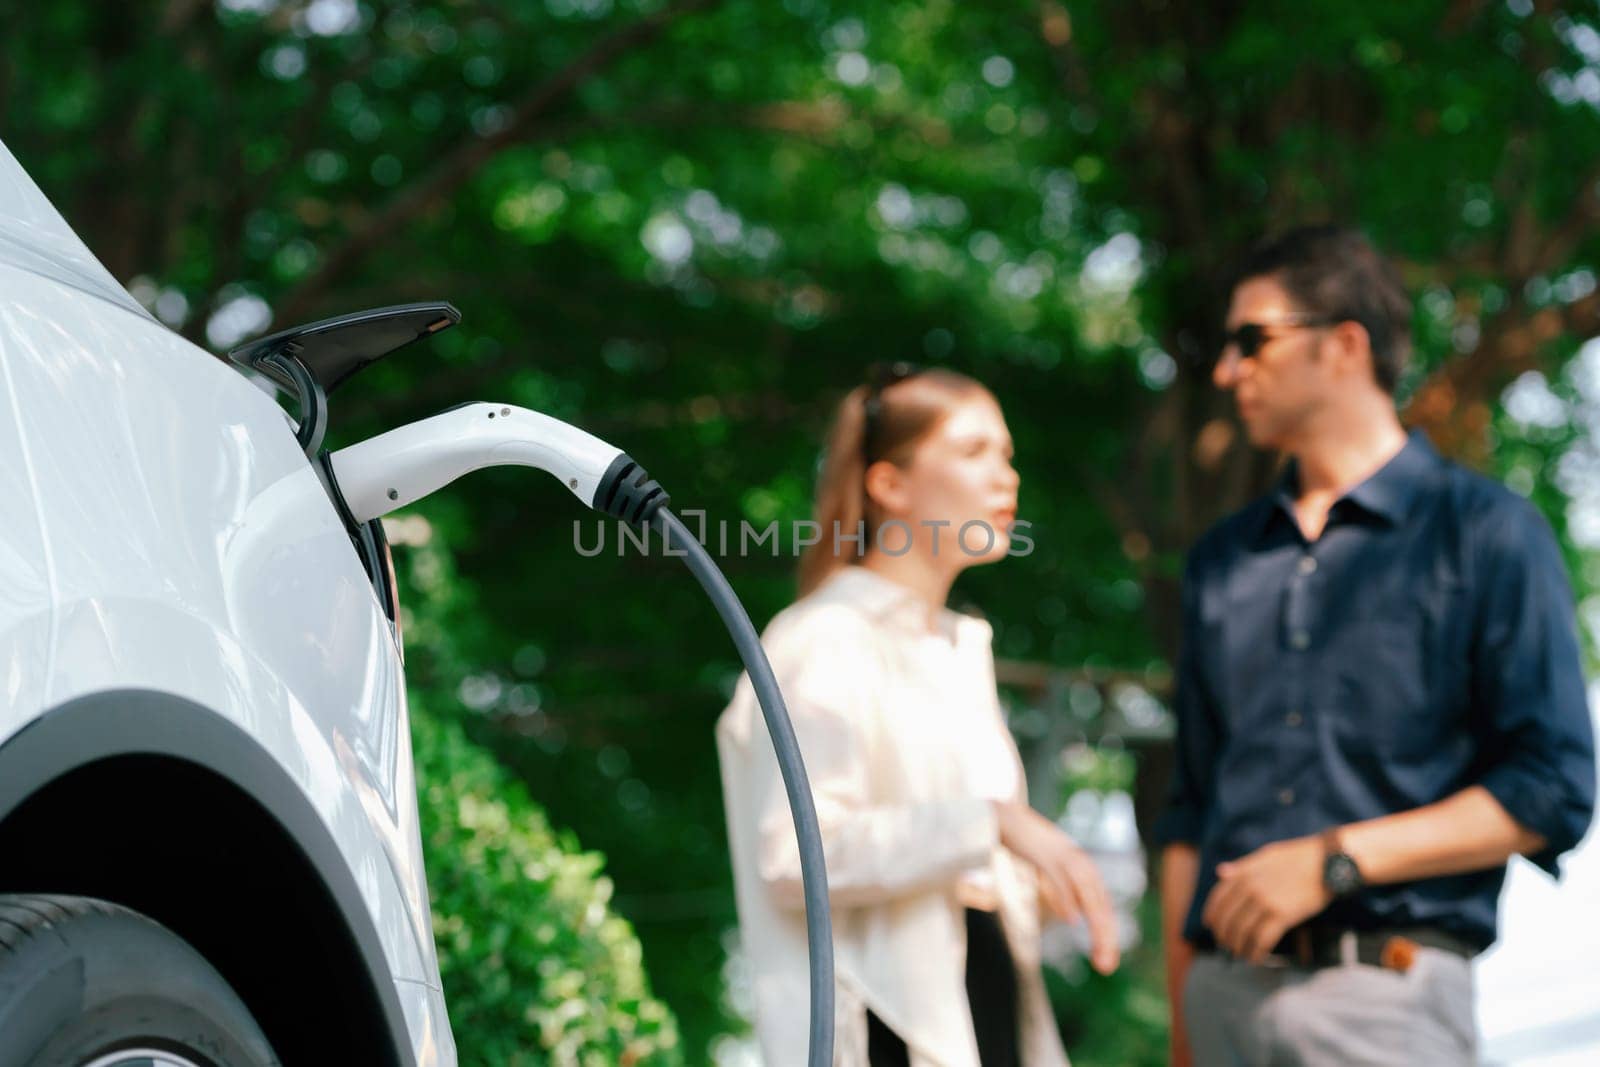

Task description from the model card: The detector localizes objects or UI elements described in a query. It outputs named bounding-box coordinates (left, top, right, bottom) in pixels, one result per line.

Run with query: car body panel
left=397, top=980, right=455, bottom=1067
left=0, top=138, right=454, bottom=1065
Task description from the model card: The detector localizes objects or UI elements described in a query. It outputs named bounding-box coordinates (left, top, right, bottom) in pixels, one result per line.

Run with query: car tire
left=0, top=894, right=280, bottom=1067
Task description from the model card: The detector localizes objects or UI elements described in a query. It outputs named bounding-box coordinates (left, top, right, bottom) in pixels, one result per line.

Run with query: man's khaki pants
left=1183, top=941, right=1476, bottom=1066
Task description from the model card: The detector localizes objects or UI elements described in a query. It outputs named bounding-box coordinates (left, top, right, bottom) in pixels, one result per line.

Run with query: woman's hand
left=993, top=799, right=1121, bottom=974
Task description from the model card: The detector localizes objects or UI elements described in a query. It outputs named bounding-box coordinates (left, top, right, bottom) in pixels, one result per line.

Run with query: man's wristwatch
left=1321, top=828, right=1365, bottom=898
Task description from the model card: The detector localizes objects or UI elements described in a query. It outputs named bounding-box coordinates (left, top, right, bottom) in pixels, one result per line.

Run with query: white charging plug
left=328, top=402, right=639, bottom=523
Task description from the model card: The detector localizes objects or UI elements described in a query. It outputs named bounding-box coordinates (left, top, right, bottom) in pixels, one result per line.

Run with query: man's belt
left=1267, top=925, right=1479, bottom=972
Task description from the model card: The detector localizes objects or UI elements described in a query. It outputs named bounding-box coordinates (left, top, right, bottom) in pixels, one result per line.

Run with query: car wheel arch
left=0, top=688, right=419, bottom=1067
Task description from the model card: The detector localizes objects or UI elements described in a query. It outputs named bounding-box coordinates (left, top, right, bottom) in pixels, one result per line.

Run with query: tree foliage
left=10, top=1, right=1600, bottom=1061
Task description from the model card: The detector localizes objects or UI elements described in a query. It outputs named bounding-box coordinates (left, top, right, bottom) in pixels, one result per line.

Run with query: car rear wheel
left=0, top=894, right=279, bottom=1067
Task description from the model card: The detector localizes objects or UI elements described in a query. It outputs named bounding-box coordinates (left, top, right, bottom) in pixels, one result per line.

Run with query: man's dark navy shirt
left=1155, top=431, right=1596, bottom=952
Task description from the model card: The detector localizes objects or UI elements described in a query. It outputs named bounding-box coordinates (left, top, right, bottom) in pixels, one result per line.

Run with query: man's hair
left=1233, top=225, right=1413, bottom=394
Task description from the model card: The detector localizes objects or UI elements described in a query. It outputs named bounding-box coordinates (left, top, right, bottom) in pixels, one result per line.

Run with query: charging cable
left=330, top=402, right=835, bottom=1067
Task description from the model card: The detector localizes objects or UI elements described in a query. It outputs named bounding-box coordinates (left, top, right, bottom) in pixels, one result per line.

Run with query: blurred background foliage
left=406, top=531, right=683, bottom=1064
left=10, top=0, right=1600, bottom=1062
left=414, top=698, right=684, bottom=1065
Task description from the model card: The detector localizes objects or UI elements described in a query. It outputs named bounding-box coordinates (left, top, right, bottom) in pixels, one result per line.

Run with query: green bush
left=396, top=516, right=687, bottom=1061
left=412, top=697, right=683, bottom=1065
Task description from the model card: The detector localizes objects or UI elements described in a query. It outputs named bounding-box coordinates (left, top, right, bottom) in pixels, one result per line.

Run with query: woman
left=717, top=364, right=1119, bottom=1067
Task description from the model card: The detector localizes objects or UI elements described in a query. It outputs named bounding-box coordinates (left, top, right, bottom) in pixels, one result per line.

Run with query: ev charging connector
left=330, top=405, right=836, bottom=1067
left=230, top=305, right=835, bottom=1066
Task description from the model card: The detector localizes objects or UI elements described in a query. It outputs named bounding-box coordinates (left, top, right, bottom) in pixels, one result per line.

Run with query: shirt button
left=1278, top=788, right=1296, bottom=806
left=1286, top=710, right=1303, bottom=727
left=1298, top=556, right=1318, bottom=575
left=1290, top=630, right=1310, bottom=650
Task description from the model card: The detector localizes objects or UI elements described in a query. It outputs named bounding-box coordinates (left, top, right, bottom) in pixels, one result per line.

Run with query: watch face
left=1324, top=853, right=1362, bottom=897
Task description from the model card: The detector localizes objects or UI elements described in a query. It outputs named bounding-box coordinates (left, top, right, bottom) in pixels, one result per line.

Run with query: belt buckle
left=1380, top=935, right=1420, bottom=974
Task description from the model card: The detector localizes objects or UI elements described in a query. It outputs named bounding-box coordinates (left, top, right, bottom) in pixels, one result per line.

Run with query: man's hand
left=1201, top=835, right=1330, bottom=962
left=993, top=800, right=1121, bottom=974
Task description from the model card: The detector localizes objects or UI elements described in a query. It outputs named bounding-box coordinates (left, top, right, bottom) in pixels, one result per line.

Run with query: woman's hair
left=797, top=368, right=993, bottom=596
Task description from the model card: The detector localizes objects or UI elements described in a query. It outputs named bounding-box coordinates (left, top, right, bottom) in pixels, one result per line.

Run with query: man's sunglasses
left=1219, top=317, right=1340, bottom=362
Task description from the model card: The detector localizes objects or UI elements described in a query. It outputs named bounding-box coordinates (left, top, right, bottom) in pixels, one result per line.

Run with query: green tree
left=10, top=2, right=1600, bottom=1060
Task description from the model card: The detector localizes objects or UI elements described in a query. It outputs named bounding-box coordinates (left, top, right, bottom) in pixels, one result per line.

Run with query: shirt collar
left=1254, top=429, right=1439, bottom=544
left=821, top=565, right=987, bottom=643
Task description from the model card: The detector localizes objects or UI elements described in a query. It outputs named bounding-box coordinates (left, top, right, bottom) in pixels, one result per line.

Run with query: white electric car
left=0, top=140, right=455, bottom=1064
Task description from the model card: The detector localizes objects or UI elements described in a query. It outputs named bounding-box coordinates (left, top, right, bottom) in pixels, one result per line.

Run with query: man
left=1156, top=225, right=1597, bottom=1066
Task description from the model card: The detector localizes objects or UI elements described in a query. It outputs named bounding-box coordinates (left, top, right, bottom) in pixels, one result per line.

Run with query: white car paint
left=0, top=138, right=455, bottom=1064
